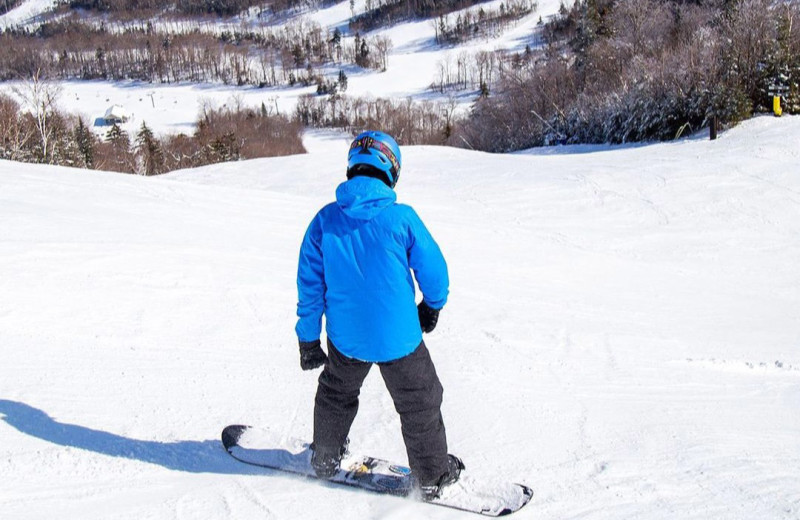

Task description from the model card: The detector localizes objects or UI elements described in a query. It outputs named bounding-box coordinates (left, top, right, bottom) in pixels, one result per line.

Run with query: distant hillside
left=62, top=0, right=494, bottom=19
left=2, top=0, right=797, bottom=163
left=1, top=0, right=518, bottom=87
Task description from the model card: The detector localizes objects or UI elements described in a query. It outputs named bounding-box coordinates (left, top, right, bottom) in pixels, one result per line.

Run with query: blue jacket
left=296, top=176, right=449, bottom=362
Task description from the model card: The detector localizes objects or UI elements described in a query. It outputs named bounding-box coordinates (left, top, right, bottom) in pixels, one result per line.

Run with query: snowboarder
left=295, top=130, right=463, bottom=500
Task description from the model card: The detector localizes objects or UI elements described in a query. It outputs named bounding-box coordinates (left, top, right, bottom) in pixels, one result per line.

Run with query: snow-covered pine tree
left=135, top=121, right=165, bottom=176
left=74, top=117, right=95, bottom=169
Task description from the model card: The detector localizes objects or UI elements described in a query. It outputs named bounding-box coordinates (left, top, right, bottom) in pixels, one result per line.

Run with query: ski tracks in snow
left=548, top=329, right=612, bottom=470
left=174, top=479, right=278, bottom=520
left=684, top=357, right=800, bottom=375
left=175, top=483, right=235, bottom=520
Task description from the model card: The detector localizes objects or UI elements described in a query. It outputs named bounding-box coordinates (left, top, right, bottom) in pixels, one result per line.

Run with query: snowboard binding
left=419, top=454, right=465, bottom=501
left=310, top=438, right=350, bottom=479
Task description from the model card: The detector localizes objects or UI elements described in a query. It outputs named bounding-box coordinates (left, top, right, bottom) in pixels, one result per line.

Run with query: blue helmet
left=347, top=131, right=402, bottom=188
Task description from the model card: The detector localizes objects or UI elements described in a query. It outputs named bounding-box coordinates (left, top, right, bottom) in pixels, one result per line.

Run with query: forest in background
left=1, top=0, right=798, bottom=173
left=456, top=0, right=800, bottom=150
left=0, top=81, right=303, bottom=174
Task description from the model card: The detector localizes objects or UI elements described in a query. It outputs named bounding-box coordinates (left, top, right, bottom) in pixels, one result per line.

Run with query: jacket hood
left=336, top=176, right=397, bottom=220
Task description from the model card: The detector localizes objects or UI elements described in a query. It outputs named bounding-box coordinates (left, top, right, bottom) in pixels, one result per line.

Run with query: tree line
left=1, top=79, right=460, bottom=175
left=349, top=0, right=495, bottom=33
left=433, top=0, right=538, bottom=45
left=430, top=49, right=507, bottom=95
left=0, top=81, right=304, bottom=175
left=65, top=0, right=264, bottom=16
left=455, top=0, right=800, bottom=151
left=294, top=93, right=460, bottom=145
left=0, top=16, right=392, bottom=86
left=5, top=0, right=796, bottom=161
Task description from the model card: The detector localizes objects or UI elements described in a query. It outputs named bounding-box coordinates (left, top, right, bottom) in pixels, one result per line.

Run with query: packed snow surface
left=1, top=116, right=799, bottom=519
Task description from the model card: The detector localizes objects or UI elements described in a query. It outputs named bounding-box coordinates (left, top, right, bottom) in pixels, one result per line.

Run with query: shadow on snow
left=0, top=399, right=260, bottom=475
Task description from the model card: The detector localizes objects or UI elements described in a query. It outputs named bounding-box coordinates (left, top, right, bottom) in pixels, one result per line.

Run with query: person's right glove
left=299, top=340, right=327, bottom=371
left=417, top=301, right=440, bottom=333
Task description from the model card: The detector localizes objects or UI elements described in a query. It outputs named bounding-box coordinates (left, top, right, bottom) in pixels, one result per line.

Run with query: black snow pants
left=313, top=339, right=449, bottom=485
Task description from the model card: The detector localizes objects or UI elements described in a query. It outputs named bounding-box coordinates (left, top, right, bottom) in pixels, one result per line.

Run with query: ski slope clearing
left=1, top=116, right=799, bottom=519
left=0, top=0, right=54, bottom=28
left=0, top=0, right=566, bottom=138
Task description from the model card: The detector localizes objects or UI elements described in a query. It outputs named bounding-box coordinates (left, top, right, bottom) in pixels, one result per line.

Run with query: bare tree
left=373, top=36, right=393, bottom=72
left=11, top=70, right=63, bottom=164
left=0, top=94, right=35, bottom=161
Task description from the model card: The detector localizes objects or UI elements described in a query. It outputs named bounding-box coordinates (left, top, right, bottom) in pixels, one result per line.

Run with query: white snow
left=0, top=0, right=566, bottom=138
left=1, top=2, right=799, bottom=518
left=0, top=79, right=320, bottom=139
left=2, top=115, right=799, bottom=519
left=0, top=0, right=56, bottom=28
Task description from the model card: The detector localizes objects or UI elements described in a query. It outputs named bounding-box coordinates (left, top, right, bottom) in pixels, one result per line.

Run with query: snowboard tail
left=221, top=424, right=532, bottom=516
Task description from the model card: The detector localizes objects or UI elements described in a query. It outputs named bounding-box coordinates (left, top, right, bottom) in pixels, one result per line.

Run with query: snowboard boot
left=310, top=439, right=349, bottom=479
left=419, top=454, right=465, bottom=501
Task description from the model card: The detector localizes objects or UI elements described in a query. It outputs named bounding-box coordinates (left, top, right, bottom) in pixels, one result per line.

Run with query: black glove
left=417, top=301, right=440, bottom=333
left=299, top=340, right=327, bottom=371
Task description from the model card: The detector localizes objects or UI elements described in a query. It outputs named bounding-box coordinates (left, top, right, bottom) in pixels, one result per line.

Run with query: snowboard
left=221, top=425, right=532, bottom=516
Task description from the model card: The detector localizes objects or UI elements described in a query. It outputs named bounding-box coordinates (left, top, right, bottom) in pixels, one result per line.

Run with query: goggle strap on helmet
left=349, top=135, right=400, bottom=180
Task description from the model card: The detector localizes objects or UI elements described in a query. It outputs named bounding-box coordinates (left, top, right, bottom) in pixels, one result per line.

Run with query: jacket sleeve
left=406, top=208, right=449, bottom=310
left=295, top=214, right=326, bottom=342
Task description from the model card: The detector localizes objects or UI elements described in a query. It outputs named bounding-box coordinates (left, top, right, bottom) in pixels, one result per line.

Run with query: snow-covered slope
left=0, top=0, right=565, bottom=137
left=1, top=116, right=799, bottom=519
left=0, top=0, right=55, bottom=28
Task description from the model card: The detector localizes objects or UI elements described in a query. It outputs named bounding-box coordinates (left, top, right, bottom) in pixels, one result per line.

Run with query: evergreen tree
left=331, top=27, right=343, bottom=62
left=74, top=117, right=95, bottom=169
left=105, top=123, right=134, bottom=173
left=208, top=131, right=240, bottom=163
left=479, top=80, right=490, bottom=98
left=106, top=123, right=129, bottom=147
left=135, top=121, right=164, bottom=175
left=354, top=32, right=370, bottom=68
left=358, top=38, right=370, bottom=67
